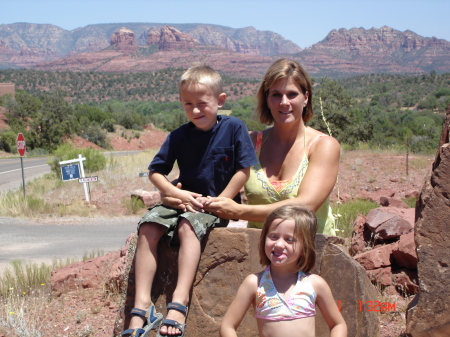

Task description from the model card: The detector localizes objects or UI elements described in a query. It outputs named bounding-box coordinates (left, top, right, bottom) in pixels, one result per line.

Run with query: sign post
left=59, top=154, right=90, bottom=202
left=16, top=133, right=26, bottom=196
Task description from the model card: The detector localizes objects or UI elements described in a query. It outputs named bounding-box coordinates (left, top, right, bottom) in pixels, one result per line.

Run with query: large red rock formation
left=151, top=26, right=195, bottom=51
left=406, top=108, right=450, bottom=336
left=110, top=27, right=138, bottom=52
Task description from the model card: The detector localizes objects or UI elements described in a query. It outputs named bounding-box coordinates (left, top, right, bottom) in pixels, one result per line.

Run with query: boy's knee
left=177, top=219, right=195, bottom=235
left=139, top=222, right=165, bottom=241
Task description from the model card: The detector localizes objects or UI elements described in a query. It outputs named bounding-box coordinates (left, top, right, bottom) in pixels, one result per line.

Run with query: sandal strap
left=130, top=308, right=147, bottom=319
left=121, top=328, right=145, bottom=336
left=130, top=305, right=162, bottom=327
left=147, top=305, right=161, bottom=324
left=160, top=318, right=186, bottom=330
left=167, top=302, right=189, bottom=315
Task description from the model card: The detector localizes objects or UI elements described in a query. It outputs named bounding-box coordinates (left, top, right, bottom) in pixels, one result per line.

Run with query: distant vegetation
left=0, top=68, right=259, bottom=103
left=0, top=69, right=448, bottom=153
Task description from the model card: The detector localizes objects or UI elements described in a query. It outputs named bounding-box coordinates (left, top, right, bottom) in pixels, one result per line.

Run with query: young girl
left=220, top=205, right=347, bottom=337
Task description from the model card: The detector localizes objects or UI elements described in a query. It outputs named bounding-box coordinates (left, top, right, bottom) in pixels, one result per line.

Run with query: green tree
left=311, top=78, right=372, bottom=145
left=30, top=92, right=76, bottom=151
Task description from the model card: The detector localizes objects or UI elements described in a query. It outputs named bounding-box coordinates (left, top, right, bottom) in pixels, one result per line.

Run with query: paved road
left=0, top=157, right=51, bottom=194
left=0, top=216, right=139, bottom=272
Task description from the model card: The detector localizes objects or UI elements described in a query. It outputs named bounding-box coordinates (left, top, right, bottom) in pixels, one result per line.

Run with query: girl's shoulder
left=241, top=272, right=260, bottom=285
left=307, top=274, right=332, bottom=294
left=239, top=273, right=260, bottom=298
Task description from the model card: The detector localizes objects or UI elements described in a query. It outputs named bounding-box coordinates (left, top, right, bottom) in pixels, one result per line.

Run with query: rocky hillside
left=1, top=23, right=449, bottom=77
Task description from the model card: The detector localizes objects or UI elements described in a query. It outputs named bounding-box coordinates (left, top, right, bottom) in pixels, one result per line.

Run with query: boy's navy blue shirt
left=149, top=115, right=258, bottom=202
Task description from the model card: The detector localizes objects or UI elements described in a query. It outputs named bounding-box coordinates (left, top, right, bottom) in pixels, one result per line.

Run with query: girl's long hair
left=259, top=204, right=317, bottom=273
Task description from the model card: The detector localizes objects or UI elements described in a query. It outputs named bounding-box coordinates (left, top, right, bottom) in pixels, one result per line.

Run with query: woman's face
left=266, top=77, right=308, bottom=126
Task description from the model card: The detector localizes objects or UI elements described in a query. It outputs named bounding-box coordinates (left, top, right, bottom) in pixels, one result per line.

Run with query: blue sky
left=1, top=0, right=449, bottom=48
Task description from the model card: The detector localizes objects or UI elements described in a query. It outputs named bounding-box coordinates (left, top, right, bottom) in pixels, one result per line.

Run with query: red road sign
left=16, top=133, right=26, bottom=157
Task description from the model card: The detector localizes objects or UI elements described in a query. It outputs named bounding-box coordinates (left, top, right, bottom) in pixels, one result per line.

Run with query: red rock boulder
left=365, top=207, right=414, bottom=239
left=406, top=109, right=450, bottom=336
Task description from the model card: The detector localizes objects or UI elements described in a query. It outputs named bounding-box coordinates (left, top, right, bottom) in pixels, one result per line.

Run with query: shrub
left=0, top=130, right=17, bottom=152
left=80, top=123, right=109, bottom=149
left=26, top=148, right=49, bottom=156
left=47, top=143, right=106, bottom=178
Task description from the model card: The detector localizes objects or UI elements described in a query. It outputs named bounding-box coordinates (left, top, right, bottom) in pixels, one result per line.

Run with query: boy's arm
left=311, top=275, right=348, bottom=337
left=220, top=274, right=257, bottom=337
left=218, top=167, right=250, bottom=199
left=149, top=172, right=203, bottom=211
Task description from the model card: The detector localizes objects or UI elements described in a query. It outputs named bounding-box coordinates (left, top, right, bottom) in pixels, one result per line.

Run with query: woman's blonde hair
left=179, top=63, right=223, bottom=97
left=256, top=59, right=313, bottom=125
left=259, top=204, right=317, bottom=273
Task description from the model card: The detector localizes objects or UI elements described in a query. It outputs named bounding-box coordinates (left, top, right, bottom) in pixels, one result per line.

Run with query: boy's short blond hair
left=180, top=63, right=223, bottom=97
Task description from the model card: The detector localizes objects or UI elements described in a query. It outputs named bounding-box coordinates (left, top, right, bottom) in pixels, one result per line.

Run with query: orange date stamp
left=336, top=300, right=396, bottom=312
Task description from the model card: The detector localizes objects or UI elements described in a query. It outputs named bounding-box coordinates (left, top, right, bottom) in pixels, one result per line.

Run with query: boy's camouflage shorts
left=137, top=204, right=229, bottom=245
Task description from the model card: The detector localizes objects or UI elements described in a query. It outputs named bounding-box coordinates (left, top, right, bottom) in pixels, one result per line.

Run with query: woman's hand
left=203, top=197, right=241, bottom=219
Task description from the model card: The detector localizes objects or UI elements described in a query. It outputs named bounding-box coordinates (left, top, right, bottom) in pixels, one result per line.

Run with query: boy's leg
left=159, top=218, right=200, bottom=335
left=128, top=222, right=166, bottom=330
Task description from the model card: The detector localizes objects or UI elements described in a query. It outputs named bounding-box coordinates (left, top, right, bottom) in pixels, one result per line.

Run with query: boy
left=122, top=64, right=257, bottom=337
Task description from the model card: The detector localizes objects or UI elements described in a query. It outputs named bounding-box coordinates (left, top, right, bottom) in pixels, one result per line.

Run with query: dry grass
left=0, top=286, right=50, bottom=337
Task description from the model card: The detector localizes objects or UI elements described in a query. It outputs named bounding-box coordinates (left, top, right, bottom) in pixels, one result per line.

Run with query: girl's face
left=265, top=218, right=301, bottom=269
left=266, top=77, right=308, bottom=126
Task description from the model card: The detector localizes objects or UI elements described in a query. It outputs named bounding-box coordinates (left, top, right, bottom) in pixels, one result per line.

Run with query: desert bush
left=47, top=143, right=106, bottom=178
left=25, top=148, right=49, bottom=156
left=80, top=123, right=110, bottom=149
left=0, top=130, right=17, bottom=153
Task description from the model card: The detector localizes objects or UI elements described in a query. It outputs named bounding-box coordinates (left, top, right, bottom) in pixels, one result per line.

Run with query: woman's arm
left=311, top=275, right=347, bottom=337
left=205, top=135, right=340, bottom=222
left=295, top=134, right=340, bottom=212
left=220, top=274, right=257, bottom=337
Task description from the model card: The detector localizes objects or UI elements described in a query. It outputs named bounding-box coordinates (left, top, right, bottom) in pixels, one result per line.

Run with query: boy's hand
left=194, top=196, right=213, bottom=212
left=164, top=184, right=203, bottom=213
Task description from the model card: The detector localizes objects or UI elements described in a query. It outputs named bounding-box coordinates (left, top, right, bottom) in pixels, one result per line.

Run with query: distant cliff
left=0, top=22, right=300, bottom=69
left=1, top=23, right=449, bottom=77
left=299, top=26, right=450, bottom=76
